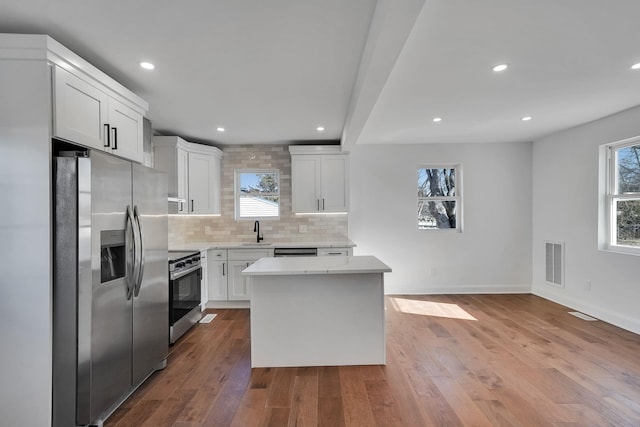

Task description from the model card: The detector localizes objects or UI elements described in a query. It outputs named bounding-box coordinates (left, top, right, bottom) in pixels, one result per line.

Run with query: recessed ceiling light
left=631, top=63, right=640, bottom=70
left=432, top=117, right=442, bottom=123
left=522, top=116, right=532, bottom=121
left=492, top=64, right=508, bottom=72
left=316, top=126, right=325, bottom=132
left=216, top=127, right=225, bottom=132
left=139, top=61, right=155, bottom=70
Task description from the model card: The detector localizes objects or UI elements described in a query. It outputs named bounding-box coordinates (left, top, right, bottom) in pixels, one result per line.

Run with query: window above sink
left=235, top=169, right=280, bottom=220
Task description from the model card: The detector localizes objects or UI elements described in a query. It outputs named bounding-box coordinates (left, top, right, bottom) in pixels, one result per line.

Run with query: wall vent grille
left=545, top=241, right=564, bottom=287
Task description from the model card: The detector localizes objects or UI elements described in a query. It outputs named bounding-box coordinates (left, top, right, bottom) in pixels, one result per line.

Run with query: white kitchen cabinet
left=152, top=136, right=222, bottom=215
left=207, top=250, right=228, bottom=301
left=200, top=250, right=209, bottom=308
left=318, top=247, right=352, bottom=256
left=228, top=260, right=253, bottom=300
left=207, top=248, right=273, bottom=303
left=188, top=151, right=221, bottom=214
left=227, top=248, right=274, bottom=300
left=54, top=66, right=144, bottom=163
left=289, top=146, right=349, bottom=213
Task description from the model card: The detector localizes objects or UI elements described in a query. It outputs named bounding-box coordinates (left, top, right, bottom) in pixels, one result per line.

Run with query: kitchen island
left=242, top=255, right=391, bottom=368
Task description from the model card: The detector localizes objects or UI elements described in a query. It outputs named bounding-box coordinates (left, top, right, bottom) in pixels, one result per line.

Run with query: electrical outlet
left=299, top=224, right=308, bottom=233
left=585, top=280, right=591, bottom=291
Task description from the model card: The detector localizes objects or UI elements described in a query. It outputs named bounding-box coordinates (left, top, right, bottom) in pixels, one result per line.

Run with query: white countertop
left=170, top=240, right=356, bottom=252
left=242, top=255, right=391, bottom=276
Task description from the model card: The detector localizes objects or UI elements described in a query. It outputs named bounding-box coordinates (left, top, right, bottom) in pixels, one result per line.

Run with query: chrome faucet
left=253, top=220, right=264, bottom=243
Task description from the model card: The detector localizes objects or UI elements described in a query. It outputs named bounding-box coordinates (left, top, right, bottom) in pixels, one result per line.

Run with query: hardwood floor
left=106, top=295, right=640, bottom=426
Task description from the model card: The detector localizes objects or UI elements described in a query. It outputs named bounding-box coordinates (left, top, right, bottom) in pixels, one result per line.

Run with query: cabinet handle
left=327, top=252, right=342, bottom=255
left=323, top=198, right=325, bottom=211
left=317, top=199, right=320, bottom=211
left=222, top=262, right=225, bottom=276
left=191, top=200, right=194, bottom=212
left=112, top=127, right=118, bottom=150
left=178, top=200, right=183, bottom=212
left=104, top=124, right=110, bottom=147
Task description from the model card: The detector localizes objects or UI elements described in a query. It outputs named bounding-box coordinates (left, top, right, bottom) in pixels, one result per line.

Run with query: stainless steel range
left=168, top=251, right=203, bottom=343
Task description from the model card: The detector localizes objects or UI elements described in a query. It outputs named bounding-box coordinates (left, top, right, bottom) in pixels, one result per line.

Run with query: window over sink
left=235, top=169, right=280, bottom=220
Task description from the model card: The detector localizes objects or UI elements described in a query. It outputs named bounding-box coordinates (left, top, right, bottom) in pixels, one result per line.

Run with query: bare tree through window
left=614, top=144, right=640, bottom=246
left=417, top=167, right=459, bottom=230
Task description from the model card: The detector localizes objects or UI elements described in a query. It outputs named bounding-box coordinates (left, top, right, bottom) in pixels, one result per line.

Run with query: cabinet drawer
left=318, top=247, right=352, bottom=256
left=209, top=249, right=227, bottom=260
left=228, top=248, right=274, bottom=260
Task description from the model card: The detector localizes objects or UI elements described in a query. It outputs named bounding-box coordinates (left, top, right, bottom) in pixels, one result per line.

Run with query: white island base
left=243, top=256, right=391, bottom=368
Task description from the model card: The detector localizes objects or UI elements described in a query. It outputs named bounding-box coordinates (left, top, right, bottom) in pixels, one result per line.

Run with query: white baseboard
left=385, top=284, right=531, bottom=295
left=533, top=287, right=640, bottom=335
left=205, top=300, right=250, bottom=309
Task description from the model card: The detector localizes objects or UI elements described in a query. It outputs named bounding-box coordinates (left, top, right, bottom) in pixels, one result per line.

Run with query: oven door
left=169, top=265, right=201, bottom=326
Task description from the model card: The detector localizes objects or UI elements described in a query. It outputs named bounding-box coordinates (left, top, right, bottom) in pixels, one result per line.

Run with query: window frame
left=417, top=164, right=462, bottom=232
left=234, top=168, right=281, bottom=221
left=603, top=137, right=640, bottom=255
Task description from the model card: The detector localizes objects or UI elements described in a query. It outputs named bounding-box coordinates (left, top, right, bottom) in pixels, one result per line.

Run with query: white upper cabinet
left=53, top=64, right=145, bottom=163
left=188, top=151, right=221, bottom=214
left=53, top=67, right=108, bottom=150
left=152, top=136, right=222, bottom=215
left=106, top=97, right=144, bottom=162
left=289, top=146, right=349, bottom=213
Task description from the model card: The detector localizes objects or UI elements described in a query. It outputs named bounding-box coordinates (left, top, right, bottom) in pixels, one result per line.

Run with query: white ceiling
left=1, top=0, right=640, bottom=146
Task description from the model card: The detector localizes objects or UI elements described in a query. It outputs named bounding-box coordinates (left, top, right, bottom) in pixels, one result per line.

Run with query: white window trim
left=417, top=164, right=463, bottom=232
left=600, top=136, right=640, bottom=256
left=234, top=168, right=280, bottom=221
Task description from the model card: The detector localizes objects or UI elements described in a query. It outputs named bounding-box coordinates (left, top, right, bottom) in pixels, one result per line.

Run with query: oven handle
left=170, top=263, right=202, bottom=281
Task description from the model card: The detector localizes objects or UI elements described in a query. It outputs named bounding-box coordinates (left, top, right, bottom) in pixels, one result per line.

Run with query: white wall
left=349, top=142, right=532, bottom=294
left=532, top=106, right=640, bottom=334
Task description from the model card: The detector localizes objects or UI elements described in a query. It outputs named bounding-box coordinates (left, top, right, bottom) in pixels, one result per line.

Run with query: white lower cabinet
left=207, top=248, right=274, bottom=304
left=228, top=260, right=253, bottom=300
left=200, top=250, right=208, bottom=308
left=207, top=250, right=228, bottom=301
left=318, top=247, right=352, bottom=256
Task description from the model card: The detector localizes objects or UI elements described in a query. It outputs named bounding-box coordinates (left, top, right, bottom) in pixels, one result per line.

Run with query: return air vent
left=545, top=241, right=564, bottom=287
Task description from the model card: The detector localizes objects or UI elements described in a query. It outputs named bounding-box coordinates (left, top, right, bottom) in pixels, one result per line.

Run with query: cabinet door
left=207, top=260, right=228, bottom=301
left=320, top=155, right=349, bottom=212
left=108, top=98, right=143, bottom=163
left=200, top=251, right=208, bottom=306
left=291, top=156, right=321, bottom=213
left=53, top=66, right=108, bottom=150
left=188, top=152, right=216, bottom=214
left=228, top=260, right=252, bottom=300
left=176, top=148, right=189, bottom=214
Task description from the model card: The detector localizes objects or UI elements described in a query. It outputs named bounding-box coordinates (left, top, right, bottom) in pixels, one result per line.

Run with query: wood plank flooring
left=106, top=295, right=640, bottom=426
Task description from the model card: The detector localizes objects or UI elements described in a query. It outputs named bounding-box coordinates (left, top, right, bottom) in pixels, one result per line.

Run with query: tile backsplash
left=168, top=144, right=348, bottom=246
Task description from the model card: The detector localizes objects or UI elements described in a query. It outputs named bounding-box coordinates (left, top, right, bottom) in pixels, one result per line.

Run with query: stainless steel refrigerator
left=53, top=148, right=168, bottom=426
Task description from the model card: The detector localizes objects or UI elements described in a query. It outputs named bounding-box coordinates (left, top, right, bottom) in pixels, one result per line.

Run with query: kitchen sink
left=240, top=242, right=272, bottom=246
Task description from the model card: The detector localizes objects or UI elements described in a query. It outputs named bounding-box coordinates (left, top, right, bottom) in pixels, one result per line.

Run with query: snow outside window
left=235, top=169, right=280, bottom=220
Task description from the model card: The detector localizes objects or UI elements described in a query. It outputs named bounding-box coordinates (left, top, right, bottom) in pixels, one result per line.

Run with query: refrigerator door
left=132, top=163, right=169, bottom=385
left=82, top=151, right=134, bottom=424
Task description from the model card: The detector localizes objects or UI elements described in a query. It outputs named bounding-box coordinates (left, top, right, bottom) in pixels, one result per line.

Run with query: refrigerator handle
left=125, top=205, right=137, bottom=300
left=133, top=205, right=145, bottom=297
